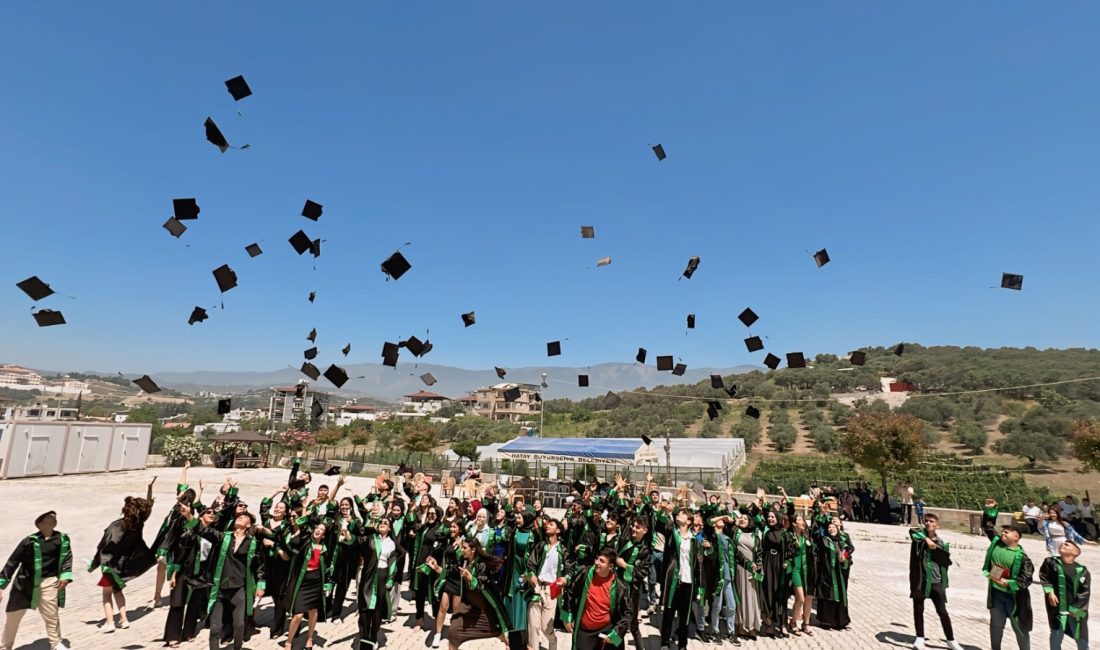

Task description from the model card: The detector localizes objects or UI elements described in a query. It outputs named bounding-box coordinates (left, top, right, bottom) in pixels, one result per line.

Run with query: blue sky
left=3, top=3, right=1099, bottom=374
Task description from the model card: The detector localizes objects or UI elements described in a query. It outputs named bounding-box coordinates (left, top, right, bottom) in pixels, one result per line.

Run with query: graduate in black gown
left=815, top=522, right=850, bottom=630
left=89, top=479, right=157, bottom=632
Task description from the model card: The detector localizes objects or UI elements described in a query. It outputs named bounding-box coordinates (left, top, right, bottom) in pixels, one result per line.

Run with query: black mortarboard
left=503, top=387, right=521, bottom=402
left=382, top=342, right=399, bottom=367
left=1001, top=273, right=1023, bottom=290
left=308, top=291, right=316, bottom=303
left=578, top=374, right=589, bottom=387
left=300, top=362, right=320, bottom=380
left=133, top=375, right=161, bottom=393
left=745, top=405, right=761, bottom=419
left=163, top=217, right=187, bottom=238
left=323, top=466, right=340, bottom=477
left=421, top=373, right=437, bottom=386
left=603, top=391, right=622, bottom=408
left=304, top=347, right=318, bottom=360
left=849, top=351, right=866, bottom=366
left=763, top=353, right=781, bottom=370
left=547, top=341, right=562, bottom=357
left=738, top=308, right=758, bottom=328
left=295, top=383, right=306, bottom=397
left=656, top=355, right=674, bottom=371
left=173, top=198, right=200, bottom=220
left=682, top=256, right=700, bottom=279
left=17, top=276, right=54, bottom=301
left=672, top=363, right=687, bottom=376
left=581, top=226, right=595, bottom=239
left=725, top=385, right=738, bottom=397
left=301, top=200, right=323, bottom=221
left=218, top=398, right=231, bottom=415
left=636, top=347, right=647, bottom=364
left=213, top=264, right=237, bottom=293
left=311, top=400, right=324, bottom=419
left=405, top=336, right=427, bottom=357
left=310, top=238, right=321, bottom=258
left=652, top=144, right=666, bottom=161
left=289, top=230, right=312, bottom=255
left=462, top=311, right=476, bottom=327
left=32, top=309, right=65, bottom=327
left=342, top=343, right=351, bottom=356
left=786, top=352, right=806, bottom=369
left=710, top=374, right=724, bottom=389
left=188, top=306, right=208, bottom=326
left=204, top=117, right=229, bottom=153
left=323, top=364, right=349, bottom=389
left=245, top=243, right=262, bottom=257
left=813, top=248, right=830, bottom=268
left=894, top=343, right=905, bottom=356
left=307, top=328, right=317, bottom=342
left=225, top=75, right=252, bottom=102
left=707, top=402, right=720, bottom=420
left=495, top=366, right=507, bottom=379
left=381, top=251, right=411, bottom=281
left=641, top=434, right=653, bottom=446
left=686, top=314, right=695, bottom=329
left=745, top=336, right=764, bottom=353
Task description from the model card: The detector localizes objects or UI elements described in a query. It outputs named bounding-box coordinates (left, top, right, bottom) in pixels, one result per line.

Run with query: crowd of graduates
left=0, top=458, right=1091, bottom=650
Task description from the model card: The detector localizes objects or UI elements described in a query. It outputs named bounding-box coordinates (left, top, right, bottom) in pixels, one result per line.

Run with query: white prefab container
left=0, top=421, right=152, bottom=479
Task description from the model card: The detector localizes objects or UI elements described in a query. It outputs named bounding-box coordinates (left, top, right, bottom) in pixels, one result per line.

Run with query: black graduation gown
left=0, top=532, right=73, bottom=612
left=759, top=528, right=790, bottom=629
left=981, top=536, right=1034, bottom=633
left=355, top=531, right=397, bottom=621
left=1039, top=557, right=1089, bottom=640
left=908, top=528, right=951, bottom=599
left=89, top=518, right=156, bottom=590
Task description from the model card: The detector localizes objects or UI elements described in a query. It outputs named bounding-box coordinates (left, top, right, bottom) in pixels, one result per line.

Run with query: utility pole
left=664, top=425, right=672, bottom=482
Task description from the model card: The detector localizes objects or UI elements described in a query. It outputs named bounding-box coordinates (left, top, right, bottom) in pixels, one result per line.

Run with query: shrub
left=811, top=426, right=838, bottom=453
left=161, top=435, right=206, bottom=465
left=955, top=420, right=988, bottom=455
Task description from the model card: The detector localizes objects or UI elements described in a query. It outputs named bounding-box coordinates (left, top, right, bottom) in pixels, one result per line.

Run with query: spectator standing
left=1075, top=498, right=1095, bottom=541
left=898, top=481, right=915, bottom=526
left=1023, top=501, right=1043, bottom=535
left=914, top=498, right=927, bottom=527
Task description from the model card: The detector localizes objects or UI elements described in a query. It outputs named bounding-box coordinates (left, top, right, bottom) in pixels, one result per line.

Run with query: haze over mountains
left=60, top=362, right=760, bottom=402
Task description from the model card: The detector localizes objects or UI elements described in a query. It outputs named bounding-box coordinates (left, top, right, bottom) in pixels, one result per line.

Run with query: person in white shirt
left=1022, top=500, right=1043, bottom=535
left=526, top=519, right=569, bottom=650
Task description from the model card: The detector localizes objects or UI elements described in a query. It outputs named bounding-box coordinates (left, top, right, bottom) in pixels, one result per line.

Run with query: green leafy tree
left=700, top=419, right=721, bottom=439
left=840, top=411, right=926, bottom=492
left=955, top=420, right=988, bottom=455
left=1071, top=419, right=1100, bottom=472
left=399, top=422, right=439, bottom=461
left=571, top=406, right=593, bottom=423
left=733, top=416, right=762, bottom=451
left=811, top=425, right=838, bottom=453
left=315, top=427, right=343, bottom=459
left=434, top=402, right=466, bottom=419
left=769, top=423, right=797, bottom=453
left=348, top=428, right=371, bottom=455
left=452, top=438, right=481, bottom=463
left=994, top=431, right=1064, bottom=464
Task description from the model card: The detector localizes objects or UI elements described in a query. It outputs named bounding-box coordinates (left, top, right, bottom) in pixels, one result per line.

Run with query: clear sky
left=3, top=3, right=1099, bottom=374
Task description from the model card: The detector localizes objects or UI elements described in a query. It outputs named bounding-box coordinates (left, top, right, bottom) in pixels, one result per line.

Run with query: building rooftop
left=404, top=390, right=449, bottom=401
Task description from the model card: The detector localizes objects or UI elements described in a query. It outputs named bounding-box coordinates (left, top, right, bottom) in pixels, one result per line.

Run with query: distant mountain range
left=59, top=362, right=761, bottom=402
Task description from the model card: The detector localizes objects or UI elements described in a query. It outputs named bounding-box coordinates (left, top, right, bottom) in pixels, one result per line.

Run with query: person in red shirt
left=564, top=548, right=634, bottom=650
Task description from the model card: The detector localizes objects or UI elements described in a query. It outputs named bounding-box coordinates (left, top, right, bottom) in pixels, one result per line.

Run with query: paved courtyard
left=0, top=467, right=1095, bottom=650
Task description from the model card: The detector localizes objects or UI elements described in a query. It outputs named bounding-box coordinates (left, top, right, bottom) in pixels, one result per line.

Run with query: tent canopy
left=498, top=437, right=658, bottom=466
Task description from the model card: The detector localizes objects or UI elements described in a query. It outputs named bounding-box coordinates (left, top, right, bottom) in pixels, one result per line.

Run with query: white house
left=335, top=404, right=380, bottom=426
left=399, top=390, right=451, bottom=416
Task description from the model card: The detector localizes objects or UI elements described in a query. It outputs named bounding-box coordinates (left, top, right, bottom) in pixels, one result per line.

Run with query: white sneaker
left=56, top=642, right=71, bottom=649
left=946, top=642, right=963, bottom=650
left=119, top=621, right=130, bottom=630
left=432, top=638, right=441, bottom=649
left=911, top=638, right=924, bottom=650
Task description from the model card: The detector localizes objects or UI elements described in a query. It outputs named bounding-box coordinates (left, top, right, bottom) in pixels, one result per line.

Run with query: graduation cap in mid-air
left=163, top=217, right=187, bottom=238
left=294, top=383, right=306, bottom=398
left=641, top=434, right=653, bottom=446
left=133, top=375, right=161, bottom=394
left=681, top=256, right=700, bottom=280
left=787, top=352, right=806, bottom=369
left=672, top=363, right=687, bottom=376
left=813, top=248, right=830, bottom=268
left=381, top=251, right=411, bottom=281
left=652, top=144, right=666, bottom=161
left=245, top=243, right=263, bottom=257
left=173, top=198, right=200, bottom=220
left=706, top=401, right=721, bottom=420
left=342, top=343, right=351, bottom=356
left=503, top=387, right=521, bottom=402
left=310, top=239, right=321, bottom=259
left=381, top=342, right=400, bottom=367
left=547, top=341, right=562, bottom=357
left=289, top=230, right=313, bottom=255
left=763, top=353, right=781, bottom=370
left=301, top=200, right=323, bottom=221
left=300, top=363, right=321, bottom=380
left=580, top=226, right=595, bottom=239
left=217, top=399, right=231, bottom=415
left=636, top=348, right=647, bottom=364
left=224, top=75, right=252, bottom=102
left=710, top=374, right=724, bottom=389
left=461, top=311, right=476, bottom=327
left=656, top=355, right=674, bottom=371
left=603, top=391, right=622, bottom=408
left=1001, top=273, right=1024, bottom=290
left=850, top=351, right=866, bottom=366
left=310, top=400, right=324, bottom=419
left=895, top=344, right=905, bottom=356
left=494, top=366, right=507, bottom=379
left=307, top=328, right=317, bottom=343
left=745, top=405, right=761, bottom=419
left=17, top=276, right=54, bottom=301
left=724, top=385, right=738, bottom=397
left=738, top=308, right=759, bottom=328
left=404, top=336, right=430, bottom=358
left=323, top=364, right=349, bottom=389
left=32, top=310, right=65, bottom=327
left=578, top=374, right=589, bottom=387
left=304, top=347, right=318, bottom=360
left=204, top=117, right=244, bottom=153
left=745, top=336, right=764, bottom=353
left=213, top=265, right=237, bottom=293
left=686, top=314, right=696, bottom=329
left=308, top=291, right=316, bottom=303
left=323, top=466, right=341, bottom=477
left=421, top=373, right=437, bottom=386
left=188, top=306, right=208, bottom=326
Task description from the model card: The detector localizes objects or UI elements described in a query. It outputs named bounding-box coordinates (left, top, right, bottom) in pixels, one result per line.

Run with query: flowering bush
left=162, top=435, right=206, bottom=465
left=280, top=428, right=315, bottom=450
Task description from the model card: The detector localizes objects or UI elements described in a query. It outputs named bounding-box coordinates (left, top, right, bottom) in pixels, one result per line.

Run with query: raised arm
left=177, top=460, right=191, bottom=494
left=146, top=475, right=158, bottom=502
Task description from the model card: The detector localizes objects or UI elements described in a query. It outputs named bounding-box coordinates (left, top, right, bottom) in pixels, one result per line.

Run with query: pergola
left=208, top=430, right=273, bottom=468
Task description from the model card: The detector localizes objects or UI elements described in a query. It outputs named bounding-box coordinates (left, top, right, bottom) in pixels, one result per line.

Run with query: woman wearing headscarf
left=815, top=522, right=850, bottom=630
left=504, top=511, right=537, bottom=650
left=410, top=506, right=447, bottom=631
